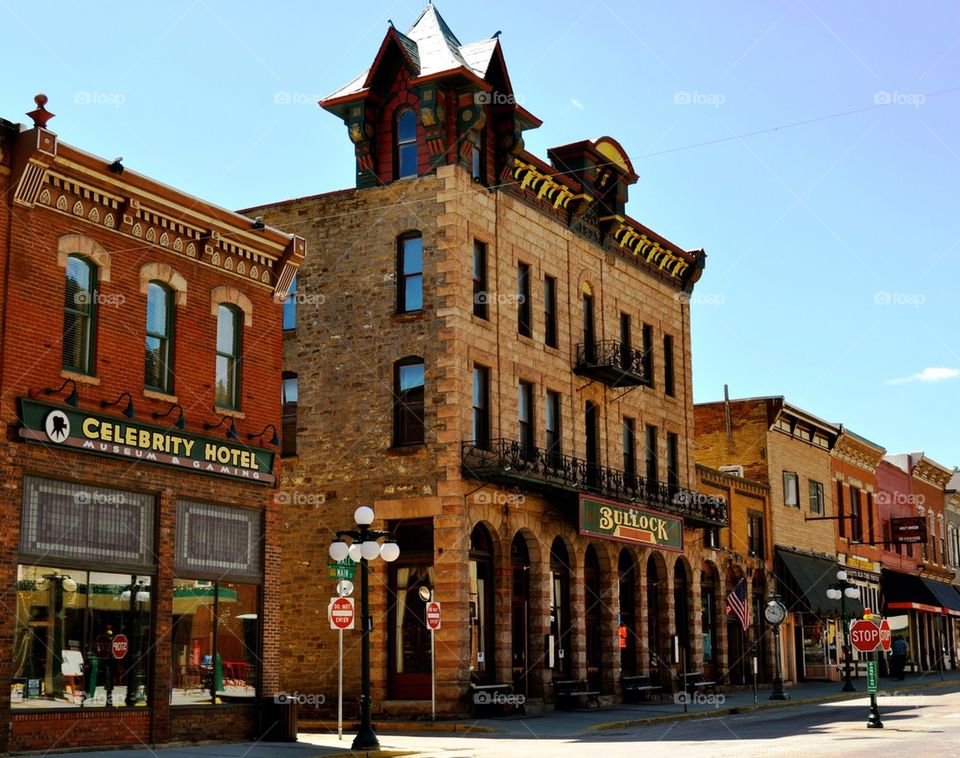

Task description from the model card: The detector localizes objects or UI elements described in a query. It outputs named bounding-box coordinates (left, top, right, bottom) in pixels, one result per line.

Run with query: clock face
left=764, top=601, right=786, bottom=625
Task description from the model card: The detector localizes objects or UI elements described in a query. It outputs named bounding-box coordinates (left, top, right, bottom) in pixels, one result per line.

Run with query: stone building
left=0, top=98, right=302, bottom=752
left=694, top=396, right=861, bottom=684
left=248, top=5, right=726, bottom=715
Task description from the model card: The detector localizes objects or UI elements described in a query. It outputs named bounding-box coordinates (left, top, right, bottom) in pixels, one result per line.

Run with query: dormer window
left=395, top=108, right=418, bottom=179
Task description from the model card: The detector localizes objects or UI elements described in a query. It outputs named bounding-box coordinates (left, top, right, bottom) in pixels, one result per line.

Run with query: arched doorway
left=725, top=568, right=748, bottom=685
left=550, top=538, right=572, bottom=678
left=618, top=549, right=637, bottom=676
left=646, top=553, right=666, bottom=684
left=469, top=524, right=495, bottom=684
left=674, top=560, right=691, bottom=672
left=751, top=571, right=768, bottom=684
left=511, top=532, right=531, bottom=695
left=700, top=562, right=719, bottom=681
left=387, top=520, right=434, bottom=699
left=584, top=545, right=602, bottom=690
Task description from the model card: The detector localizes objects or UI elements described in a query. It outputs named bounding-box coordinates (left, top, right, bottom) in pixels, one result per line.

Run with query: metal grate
left=20, top=476, right=155, bottom=569
left=175, top=500, right=262, bottom=581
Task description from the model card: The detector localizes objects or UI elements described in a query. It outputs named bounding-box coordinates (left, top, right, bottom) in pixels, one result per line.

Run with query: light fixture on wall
left=102, top=391, right=135, bottom=418
left=31, top=379, right=79, bottom=407
left=152, top=402, right=186, bottom=429
left=204, top=414, right=239, bottom=440
left=247, top=423, right=280, bottom=446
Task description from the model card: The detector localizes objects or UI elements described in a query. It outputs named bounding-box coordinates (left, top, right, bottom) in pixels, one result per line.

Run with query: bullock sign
left=579, top=495, right=683, bottom=552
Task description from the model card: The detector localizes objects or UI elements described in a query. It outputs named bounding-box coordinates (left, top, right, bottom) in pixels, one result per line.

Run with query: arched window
left=282, top=274, right=297, bottom=330
left=145, top=281, right=174, bottom=392
left=395, top=108, right=418, bottom=179
left=393, top=356, right=425, bottom=446
left=63, top=254, right=97, bottom=374
left=215, top=304, right=242, bottom=409
left=281, top=371, right=298, bottom=457
left=397, top=232, right=423, bottom=312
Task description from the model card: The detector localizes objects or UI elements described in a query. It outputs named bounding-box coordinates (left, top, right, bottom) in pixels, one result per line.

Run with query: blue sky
left=4, top=0, right=958, bottom=466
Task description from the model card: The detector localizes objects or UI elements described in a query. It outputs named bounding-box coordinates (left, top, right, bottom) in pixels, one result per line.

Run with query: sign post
left=329, top=595, right=355, bottom=740
left=866, top=659, right=883, bottom=728
left=850, top=615, right=888, bottom=729
left=422, top=593, right=440, bottom=722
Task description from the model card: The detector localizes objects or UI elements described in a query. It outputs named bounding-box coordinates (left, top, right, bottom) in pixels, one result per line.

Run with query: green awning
left=776, top=548, right=865, bottom=618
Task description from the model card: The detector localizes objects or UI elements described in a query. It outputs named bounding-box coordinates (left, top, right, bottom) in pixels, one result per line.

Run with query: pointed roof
left=325, top=3, right=499, bottom=101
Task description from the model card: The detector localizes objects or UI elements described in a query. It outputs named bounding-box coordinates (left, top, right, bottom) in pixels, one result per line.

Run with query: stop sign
left=330, top=597, right=355, bottom=630
left=850, top=619, right=881, bottom=653
left=878, top=618, right=892, bottom=652
left=111, top=633, right=129, bottom=660
left=426, top=601, right=441, bottom=630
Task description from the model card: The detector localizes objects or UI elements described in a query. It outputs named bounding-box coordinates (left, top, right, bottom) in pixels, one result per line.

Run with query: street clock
left=764, top=597, right=787, bottom=626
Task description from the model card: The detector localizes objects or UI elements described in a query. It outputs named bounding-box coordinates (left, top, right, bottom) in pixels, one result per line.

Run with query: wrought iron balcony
left=574, top=339, right=651, bottom=387
left=461, top=438, right=727, bottom=528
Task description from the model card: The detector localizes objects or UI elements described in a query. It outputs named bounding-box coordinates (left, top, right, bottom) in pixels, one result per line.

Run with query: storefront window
left=12, top=565, right=152, bottom=709
left=171, top=579, right=260, bottom=704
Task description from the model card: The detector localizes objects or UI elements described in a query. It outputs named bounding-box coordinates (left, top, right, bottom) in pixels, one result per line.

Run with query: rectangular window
left=545, top=391, right=561, bottom=466
left=866, top=492, right=875, bottom=543
left=282, top=274, right=297, bottom=330
left=704, top=526, right=720, bottom=549
left=622, top=417, right=636, bottom=479
left=663, top=334, right=675, bottom=397
left=619, top=313, right=632, bottom=370
left=645, top=425, right=659, bottom=486
left=20, top=477, right=155, bottom=569
left=837, top=481, right=846, bottom=539
left=850, top=487, right=862, bottom=542
left=642, top=323, right=654, bottom=387
left=175, top=500, right=263, bottom=580
left=13, top=566, right=153, bottom=709
left=171, top=578, right=259, bottom=704
left=809, top=480, right=825, bottom=515
left=472, top=366, right=490, bottom=449
left=517, top=263, right=532, bottom=337
left=397, top=233, right=423, bottom=313
left=544, top=275, right=558, bottom=348
left=393, top=359, right=425, bottom=446
left=215, top=304, right=241, bottom=409
left=472, top=241, right=488, bottom=320
left=518, top=381, right=534, bottom=453
left=63, top=255, right=97, bottom=375
left=281, top=373, right=298, bottom=457
left=783, top=472, right=799, bottom=507
left=748, top=510, right=765, bottom=559
left=145, top=282, right=174, bottom=392
left=666, top=432, right=679, bottom=489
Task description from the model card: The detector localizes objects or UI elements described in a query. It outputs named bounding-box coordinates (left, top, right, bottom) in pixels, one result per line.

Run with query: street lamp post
left=328, top=506, right=400, bottom=752
left=121, top=579, right=150, bottom=707
left=826, top=570, right=861, bottom=693
left=764, top=594, right=788, bottom=701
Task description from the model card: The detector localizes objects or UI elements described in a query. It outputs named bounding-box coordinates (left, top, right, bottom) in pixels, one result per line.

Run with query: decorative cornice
left=833, top=429, right=885, bottom=472
left=913, top=456, right=952, bottom=489
left=696, top=463, right=769, bottom=497
left=511, top=158, right=584, bottom=210
left=600, top=215, right=690, bottom=280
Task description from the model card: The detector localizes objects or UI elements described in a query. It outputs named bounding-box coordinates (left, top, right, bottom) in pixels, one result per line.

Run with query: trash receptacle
left=261, top=696, right=298, bottom=742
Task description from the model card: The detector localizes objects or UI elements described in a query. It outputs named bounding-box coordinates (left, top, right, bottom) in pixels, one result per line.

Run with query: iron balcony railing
left=574, top=339, right=651, bottom=387
left=461, top=438, right=727, bottom=528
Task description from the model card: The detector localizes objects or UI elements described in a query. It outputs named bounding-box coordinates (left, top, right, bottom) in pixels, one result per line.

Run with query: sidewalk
left=50, top=669, right=960, bottom=756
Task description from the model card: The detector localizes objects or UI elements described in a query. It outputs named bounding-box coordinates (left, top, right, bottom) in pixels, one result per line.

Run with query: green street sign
left=866, top=660, right=878, bottom=693
left=580, top=495, right=683, bottom=552
left=328, top=559, right=356, bottom=580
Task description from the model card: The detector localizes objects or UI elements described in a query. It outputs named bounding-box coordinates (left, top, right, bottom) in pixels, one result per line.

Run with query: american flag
left=726, top=579, right=749, bottom=631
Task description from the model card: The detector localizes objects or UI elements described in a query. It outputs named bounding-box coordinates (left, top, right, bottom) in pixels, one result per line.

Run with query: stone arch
left=210, top=285, right=253, bottom=326
left=724, top=564, right=749, bottom=684
left=140, top=262, right=188, bottom=306
left=57, top=233, right=112, bottom=282
left=645, top=551, right=670, bottom=684
left=700, top=560, right=721, bottom=675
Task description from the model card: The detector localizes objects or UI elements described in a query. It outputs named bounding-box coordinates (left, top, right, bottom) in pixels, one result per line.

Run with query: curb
left=585, top=677, right=960, bottom=733
left=300, top=720, right=500, bottom=735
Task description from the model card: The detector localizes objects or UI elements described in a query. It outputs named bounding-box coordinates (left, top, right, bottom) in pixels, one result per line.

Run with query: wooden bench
left=621, top=675, right=662, bottom=703
left=470, top=682, right=524, bottom=715
left=682, top=672, right=717, bottom=695
left=553, top=679, right=600, bottom=709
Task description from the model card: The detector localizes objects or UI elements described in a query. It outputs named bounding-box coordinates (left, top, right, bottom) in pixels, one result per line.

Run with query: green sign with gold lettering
left=579, top=495, right=683, bottom=552
left=18, top=398, right=275, bottom=484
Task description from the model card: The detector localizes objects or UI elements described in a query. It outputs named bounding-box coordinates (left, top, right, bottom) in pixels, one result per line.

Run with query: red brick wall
left=877, top=460, right=921, bottom=573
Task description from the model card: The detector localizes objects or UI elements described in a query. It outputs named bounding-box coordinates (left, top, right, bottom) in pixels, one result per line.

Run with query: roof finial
left=27, top=93, right=55, bottom=129
left=493, top=30, right=502, bottom=38
left=388, top=18, right=394, bottom=28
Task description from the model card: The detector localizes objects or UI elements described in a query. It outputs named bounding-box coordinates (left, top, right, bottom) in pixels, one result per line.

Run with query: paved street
left=298, top=684, right=960, bottom=757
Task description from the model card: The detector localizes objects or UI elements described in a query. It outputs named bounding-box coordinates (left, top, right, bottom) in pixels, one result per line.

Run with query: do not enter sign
left=850, top=619, right=883, bottom=653
left=426, top=601, right=441, bottom=630
left=329, top=597, right=355, bottom=630
left=111, top=633, right=129, bottom=660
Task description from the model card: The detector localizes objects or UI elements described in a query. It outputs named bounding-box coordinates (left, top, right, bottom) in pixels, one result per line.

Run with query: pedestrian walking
left=891, top=635, right=908, bottom=680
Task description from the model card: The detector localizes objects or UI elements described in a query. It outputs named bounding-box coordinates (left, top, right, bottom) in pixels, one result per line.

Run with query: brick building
left=0, top=97, right=302, bottom=751
left=694, top=396, right=859, bottom=684
left=880, top=454, right=959, bottom=672
left=248, top=5, right=727, bottom=716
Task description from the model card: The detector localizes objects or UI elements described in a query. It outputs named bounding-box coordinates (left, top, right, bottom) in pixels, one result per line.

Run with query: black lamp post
left=122, top=579, right=150, bottom=707
left=328, top=506, right=400, bottom=752
left=826, top=569, right=861, bottom=692
left=764, top=594, right=788, bottom=701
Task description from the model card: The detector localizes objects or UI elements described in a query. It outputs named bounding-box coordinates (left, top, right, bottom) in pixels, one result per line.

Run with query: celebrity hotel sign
left=579, top=495, right=683, bottom=551
left=18, top=399, right=275, bottom=484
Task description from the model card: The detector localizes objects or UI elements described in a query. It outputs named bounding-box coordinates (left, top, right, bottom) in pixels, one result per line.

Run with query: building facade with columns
left=0, top=100, right=302, bottom=752
left=247, top=4, right=728, bottom=717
